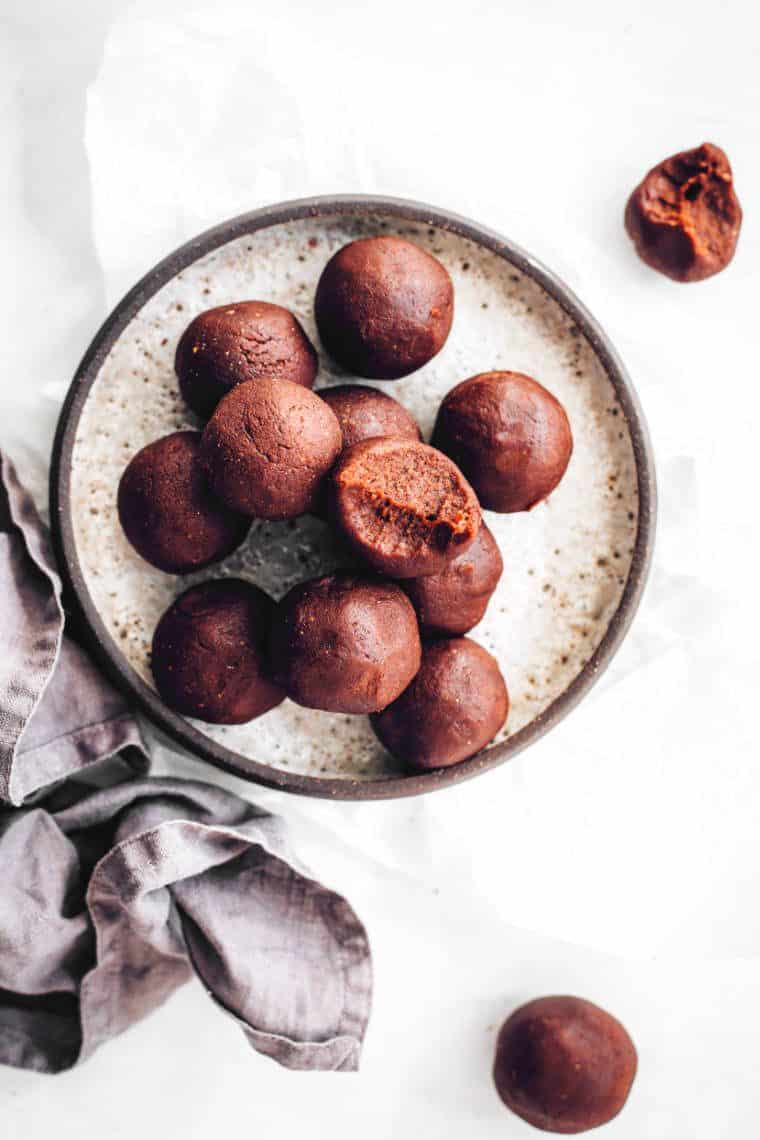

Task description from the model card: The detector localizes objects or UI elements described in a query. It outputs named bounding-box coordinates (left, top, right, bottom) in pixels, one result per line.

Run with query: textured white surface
left=2, top=1, right=760, bottom=1137
left=70, top=214, right=636, bottom=777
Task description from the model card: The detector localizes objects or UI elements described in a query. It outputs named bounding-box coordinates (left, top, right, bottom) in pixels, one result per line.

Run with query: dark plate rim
left=49, top=193, right=657, bottom=801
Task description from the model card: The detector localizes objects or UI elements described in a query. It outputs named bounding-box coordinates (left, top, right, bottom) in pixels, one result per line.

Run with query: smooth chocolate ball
left=151, top=579, right=284, bottom=724
left=200, top=377, right=342, bottom=518
left=493, top=996, right=638, bottom=1134
left=175, top=301, right=318, bottom=418
left=433, top=372, right=573, bottom=513
left=314, top=236, right=454, bottom=379
left=329, top=438, right=481, bottom=578
left=625, top=142, right=742, bottom=282
left=117, top=431, right=249, bottom=574
left=268, top=573, right=421, bottom=714
left=320, top=384, right=422, bottom=449
left=371, top=637, right=508, bottom=769
left=403, top=523, right=503, bottom=636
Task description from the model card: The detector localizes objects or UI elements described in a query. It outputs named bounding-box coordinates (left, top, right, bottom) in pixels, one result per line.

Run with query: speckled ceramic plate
left=50, top=195, right=655, bottom=800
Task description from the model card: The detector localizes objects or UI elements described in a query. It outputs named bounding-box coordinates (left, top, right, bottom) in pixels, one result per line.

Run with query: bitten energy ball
left=371, top=637, right=508, bottom=769
left=330, top=438, right=481, bottom=578
left=433, top=371, right=573, bottom=513
left=175, top=301, right=318, bottom=418
left=117, top=431, right=248, bottom=574
left=403, top=523, right=503, bottom=636
left=269, top=573, right=421, bottom=714
left=200, top=377, right=342, bottom=518
left=151, top=579, right=284, bottom=724
left=314, top=236, right=454, bottom=379
left=493, top=996, right=638, bottom=1134
left=625, top=142, right=742, bottom=282
left=320, top=384, right=422, bottom=449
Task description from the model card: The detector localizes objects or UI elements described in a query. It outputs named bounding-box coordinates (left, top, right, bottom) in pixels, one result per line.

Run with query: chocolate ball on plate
left=329, top=437, right=481, bottom=578
left=433, top=371, right=573, bottom=513
left=268, top=573, right=421, bottom=714
left=403, top=523, right=503, bottom=636
left=200, top=377, right=342, bottom=518
left=117, top=430, right=249, bottom=574
left=625, top=142, right=742, bottom=282
left=320, top=384, right=422, bottom=449
left=314, top=236, right=454, bottom=379
left=493, top=996, right=637, bottom=1134
left=371, top=637, right=508, bottom=769
left=175, top=301, right=318, bottom=418
left=151, top=579, right=284, bottom=724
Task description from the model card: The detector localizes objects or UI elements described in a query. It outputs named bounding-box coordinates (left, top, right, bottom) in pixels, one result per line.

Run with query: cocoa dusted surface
left=151, top=579, right=284, bottom=724
left=314, top=236, right=454, bottom=379
left=402, top=522, right=503, bottom=637
left=329, top=437, right=481, bottom=579
left=493, top=996, right=638, bottom=1134
left=371, top=637, right=508, bottom=769
left=268, top=573, right=422, bottom=714
left=200, top=377, right=342, bottom=519
left=433, top=371, right=573, bottom=514
left=175, top=300, right=318, bottom=419
left=117, top=430, right=249, bottom=574
left=625, top=143, right=742, bottom=282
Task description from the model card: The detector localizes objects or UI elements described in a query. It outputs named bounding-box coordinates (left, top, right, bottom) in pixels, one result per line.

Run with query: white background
left=2, top=1, right=759, bottom=1136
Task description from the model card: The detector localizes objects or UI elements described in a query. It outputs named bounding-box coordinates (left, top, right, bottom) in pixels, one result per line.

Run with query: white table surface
left=2, top=1, right=759, bottom=1136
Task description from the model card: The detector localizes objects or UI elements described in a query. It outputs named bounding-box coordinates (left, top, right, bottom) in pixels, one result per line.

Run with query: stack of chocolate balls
left=117, top=234, right=573, bottom=771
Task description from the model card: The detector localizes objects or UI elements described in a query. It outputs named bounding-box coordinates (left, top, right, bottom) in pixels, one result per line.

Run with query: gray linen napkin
left=0, top=453, right=372, bottom=1074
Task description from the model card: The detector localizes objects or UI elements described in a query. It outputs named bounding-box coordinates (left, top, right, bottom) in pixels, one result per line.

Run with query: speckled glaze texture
left=68, top=209, right=640, bottom=785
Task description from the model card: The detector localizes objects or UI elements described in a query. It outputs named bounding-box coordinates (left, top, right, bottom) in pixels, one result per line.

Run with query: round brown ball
left=268, top=573, right=421, bottom=714
left=314, top=236, right=454, bottom=379
left=624, top=142, right=742, bottom=283
left=200, top=377, right=342, bottom=518
left=493, top=996, right=637, bottom=1134
left=403, top=523, right=503, bottom=636
left=433, top=371, right=573, bottom=513
left=371, top=637, right=508, bottom=769
left=329, top=437, right=481, bottom=579
left=320, top=384, right=421, bottom=449
left=151, top=579, right=284, bottom=724
left=175, top=301, right=318, bottom=418
left=117, top=431, right=249, bottom=574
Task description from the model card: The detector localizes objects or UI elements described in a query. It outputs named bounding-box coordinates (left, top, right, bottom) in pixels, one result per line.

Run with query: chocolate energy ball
left=493, top=996, right=638, bottom=1134
left=117, top=431, right=249, bottom=574
left=329, top=437, right=481, bottom=579
left=200, top=377, right=342, bottom=518
left=320, top=384, right=422, bottom=449
left=625, top=143, right=742, bottom=282
left=403, top=523, right=503, bottom=636
left=371, top=637, right=508, bottom=769
left=268, top=573, right=421, bottom=714
left=175, top=301, right=318, bottom=419
left=314, top=236, right=454, bottom=379
left=433, top=371, right=573, bottom=513
left=151, top=579, right=284, bottom=724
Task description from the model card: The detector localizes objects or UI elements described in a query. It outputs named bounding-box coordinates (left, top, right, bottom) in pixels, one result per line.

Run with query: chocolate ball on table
left=433, top=371, right=573, bottom=513
left=403, top=523, right=503, bottom=637
left=320, top=384, right=421, bottom=448
left=175, top=301, right=318, bottom=419
left=371, top=637, right=508, bottom=770
left=269, top=573, right=421, bottom=714
left=200, top=377, right=342, bottom=518
left=625, top=142, right=742, bottom=282
left=315, top=236, right=454, bottom=379
left=493, top=996, right=637, bottom=1134
left=117, top=431, right=249, bottom=574
left=151, top=579, right=284, bottom=724
left=329, top=437, right=481, bottom=579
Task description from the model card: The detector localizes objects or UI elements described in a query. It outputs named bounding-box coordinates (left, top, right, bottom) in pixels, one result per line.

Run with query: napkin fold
left=0, top=453, right=372, bottom=1074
